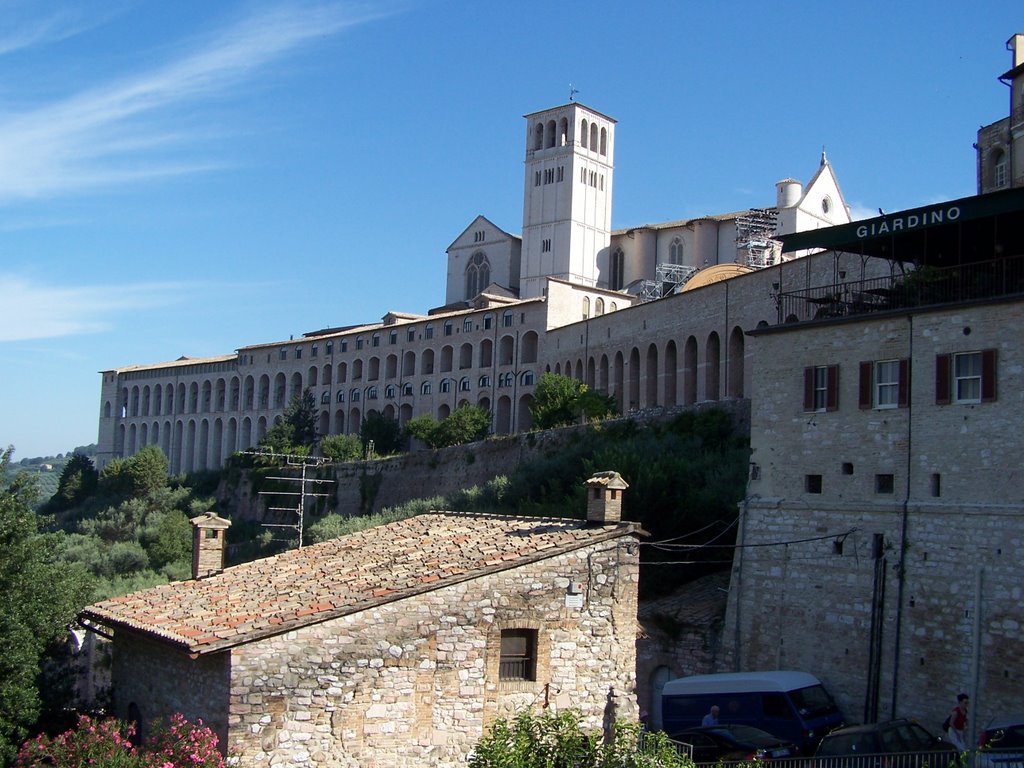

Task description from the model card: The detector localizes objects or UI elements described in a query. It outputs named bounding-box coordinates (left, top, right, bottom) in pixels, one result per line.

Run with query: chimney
left=190, top=511, right=231, bottom=579
left=584, top=471, right=629, bottom=525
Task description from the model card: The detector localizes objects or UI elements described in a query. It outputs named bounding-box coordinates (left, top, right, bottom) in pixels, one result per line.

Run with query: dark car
left=669, top=724, right=799, bottom=763
left=977, top=714, right=1024, bottom=768
left=814, top=719, right=957, bottom=768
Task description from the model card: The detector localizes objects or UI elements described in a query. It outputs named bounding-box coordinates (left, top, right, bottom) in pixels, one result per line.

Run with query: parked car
left=669, top=724, right=799, bottom=764
left=977, top=714, right=1024, bottom=768
left=814, top=719, right=957, bottom=768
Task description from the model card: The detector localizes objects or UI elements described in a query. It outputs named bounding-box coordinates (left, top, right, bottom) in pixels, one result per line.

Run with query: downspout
left=889, top=313, right=913, bottom=717
left=732, top=496, right=749, bottom=671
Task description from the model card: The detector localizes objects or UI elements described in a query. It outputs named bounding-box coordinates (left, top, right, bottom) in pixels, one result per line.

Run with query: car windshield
left=818, top=733, right=878, bottom=755
left=790, top=684, right=840, bottom=718
left=713, top=726, right=781, bottom=745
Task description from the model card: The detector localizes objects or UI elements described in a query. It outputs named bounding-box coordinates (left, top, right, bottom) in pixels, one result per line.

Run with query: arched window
left=600, top=127, right=607, bottom=156
left=669, top=237, right=683, bottom=265
left=459, top=377, right=471, bottom=392
left=385, top=385, right=396, bottom=399
left=351, top=388, right=361, bottom=402
left=337, top=390, right=345, bottom=403
left=402, top=382, right=413, bottom=396
left=520, top=370, right=535, bottom=386
left=582, top=296, right=590, bottom=320
left=610, top=248, right=625, bottom=291
left=580, top=119, right=589, bottom=149
left=993, top=149, right=1008, bottom=189
left=465, top=251, right=491, bottom=299
left=590, top=123, right=598, bottom=152
left=421, top=381, right=432, bottom=395
left=595, top=297, right=605, bottom=316
left=321, top=392, right=330, bottom=404
left=440, top=379, right=452, bottom=394
left=534, top=123, right=544, bottom=151
left=366, top=386, right=378, bottom=400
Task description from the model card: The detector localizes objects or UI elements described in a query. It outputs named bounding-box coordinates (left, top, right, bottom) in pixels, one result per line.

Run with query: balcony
left=777, top=254, right=1024, bottom=324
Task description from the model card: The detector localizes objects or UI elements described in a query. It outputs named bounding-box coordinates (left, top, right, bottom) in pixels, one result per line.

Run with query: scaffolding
left=735, top=208, right=780, bottom=269
left=635, top=263, right=699, bottom=303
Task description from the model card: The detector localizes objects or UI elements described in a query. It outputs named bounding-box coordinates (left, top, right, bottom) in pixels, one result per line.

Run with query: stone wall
left=222, top=538, right=640, bottom=767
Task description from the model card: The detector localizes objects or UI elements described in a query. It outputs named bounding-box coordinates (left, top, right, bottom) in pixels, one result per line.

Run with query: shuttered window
left=936, top=350, right=996, bottom=404
left=804, top=365, right=839, bottom=412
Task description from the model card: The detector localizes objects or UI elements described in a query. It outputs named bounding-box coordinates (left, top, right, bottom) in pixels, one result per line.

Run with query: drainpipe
left=889, top=314, right=913, bottom=717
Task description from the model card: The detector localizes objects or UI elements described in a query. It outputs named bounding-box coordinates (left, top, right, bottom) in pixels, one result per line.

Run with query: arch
left=142, top=386, right=151, bottom=417
left=557, top=116, right=568, bottom=146
left=421, top=348, right=435, bottom=375
left=130, top=386, right=140, bottom=417
left=258, top=375, right=270, bottom=409
left=173, top=421, right=184, bottom=474
left=197, top=419, right=210, bottom=470
left=554, top=362, right=561, bottom=376
left=201, top=381, right=212, bottom=413
left=599, top=354, right=610, bottom=393
left=465, top=251, right=491, bottom=299
left=368, top=356, right=380, bottom=381
left=149, top=421, right=157, bottom=448
left=225, top=418, right=237, bottom=459
left=318, top=410, right=330, bottom=436
left=308, top=365, right=319, bottom=388
left=498, top=335, right=515, bottom=366
left=582, top=296, right=590, bottom=319
left=438, top=403, right=451, bottom=420
left=520, top=370, right=535, bottom=386
left=589, top=122, right=598, bottom=152
left=440, top=345, right=454, bottom=373
left=256, top=416, right=268, bottom=443
left=129, top=423, right=139, bottom=454
left=520, top=331, right=539, bottom=364
left=459, top=343, right=473, bottom=369
left=229, top=377, right=240, bottom=410
left=289, top=372, right=303, bottom=402
left=402, top=350, right=416, bottom=377
left=337, top=362, right=348, bottom=383
left=184, top=420, right=197, bottom=473
left=211, top=418, right=223, bottom=468
left=580, top=119, right=589, bottom=149
left=705, top=332, right=721, bottom=400
left=574, top=359, right=584, bottom=381
left=534, top=122, right=544, bottom=151
left=400, top=403, right=413, bottom=425
left=273, top=373, right=286, bottom=409
left=728, top=325, right=745, bottom=398
left=477, top=396, right=490, bottom=414
left=645, top=343, right=659, bottom=407
left=599, top=126, right=607, bottom=155
left=349, top=406, right=362, bottom=430
left=684, top=336, right=698, bottom=405
left=333, top=409, right=345, bottom=434
left=383, top=404, right=395, bottom=421
left=162, top=420, right=172, bottom=457
left=595, top=297, right=605, bottom=316
left=495, top=396, right=512, bottom=435
left=103, top=400, right=112, bottom=418
left=323, top=363, right=333, bottom=386
left=215, top=378, right=226, bottom=411
left=479, top=338, right=493, bottom=368
left=240, top=417, right=252, bottom=451
left=352, top=359, right=363, bottom=380
left=421, top=381, right=432, bottom=395
left=385, top=354, right=398, bottom=379
left=153, top=385, right=162, bottom=416
left=586, top=357, right=596, bottom=388
left=664, top=340, right=678, bottom=407
left=628, top=347, right=640, bottom=411
left=165, top=385, right=175, bottom=415
left=189, top=382, right=199, bottom=413
left=517, top=394, right=533, bottom=431
left=545, top=119, right=556, bottom=149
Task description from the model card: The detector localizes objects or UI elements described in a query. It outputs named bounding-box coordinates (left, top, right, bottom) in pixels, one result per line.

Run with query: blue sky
left=0, top=0, right=1019, bottom=460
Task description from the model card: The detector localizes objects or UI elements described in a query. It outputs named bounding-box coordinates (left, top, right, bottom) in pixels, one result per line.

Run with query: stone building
left=977, top=32, right=1024, bottom=193
left=96, top=98, right=849, bottom=473
left=725, top=187, right=1024, bottom=739
left=79, top=475, right=641, bottom=767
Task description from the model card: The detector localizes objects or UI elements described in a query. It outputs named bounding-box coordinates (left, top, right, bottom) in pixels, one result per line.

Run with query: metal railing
left=776, top=254, right=1024, bottom=325
left=664, top=749, right=995, bottom=768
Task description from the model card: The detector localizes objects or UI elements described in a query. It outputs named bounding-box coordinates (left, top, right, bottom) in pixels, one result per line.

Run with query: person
left=702, top=705, right=720, bottom=727
left=947, top=693, right=969, bottom=750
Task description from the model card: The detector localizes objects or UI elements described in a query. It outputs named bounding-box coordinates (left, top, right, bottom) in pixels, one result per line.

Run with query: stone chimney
left=584, top=471, right=629, bottom=525
left=190, top=511, right=231, bottom=579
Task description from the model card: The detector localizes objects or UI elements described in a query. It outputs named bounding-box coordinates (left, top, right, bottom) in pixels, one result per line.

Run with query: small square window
left=875, top=474, right=895, bottom=494
left=805, top=474, right=822, bottom=494
left=841, top=462, right=854, bottom=475
left=499, top=629, right=537, bottom=681
left=931, top=473, right=942, bottom=497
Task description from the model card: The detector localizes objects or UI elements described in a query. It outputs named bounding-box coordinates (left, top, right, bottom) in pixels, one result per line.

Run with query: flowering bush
left=14, top=713, right=224, bottom=768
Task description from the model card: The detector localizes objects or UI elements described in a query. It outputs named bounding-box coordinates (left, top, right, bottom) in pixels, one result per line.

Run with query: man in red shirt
left=947, top=693, right=969, bottom=750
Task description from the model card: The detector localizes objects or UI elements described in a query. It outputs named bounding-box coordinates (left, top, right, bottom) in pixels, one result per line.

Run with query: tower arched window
left=595, top=298, right=605, bottom=316
left=590, top=123, right=598, bottom=152
left=534, top=123, right=544, bottom=151
left=669, top=237, right=684, bottom=265
left=580, top=119, right=589, bottom=149
left=465, top=251, right=491, bottom=299
left=600, top=127, right=607, bottom=156
left=582, top=297, right=590, bottom=320
left=610, top=249, right=625, bottom=291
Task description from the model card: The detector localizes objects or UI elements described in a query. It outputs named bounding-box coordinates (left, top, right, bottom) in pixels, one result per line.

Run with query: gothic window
left=669, top=237, right=683, bottom=265
left=465, top=251, right=491, bottom=299
left=610, top=249, right=625, bottom=291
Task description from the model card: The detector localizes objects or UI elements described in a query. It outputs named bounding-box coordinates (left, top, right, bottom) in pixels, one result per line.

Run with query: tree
left=529, top=373, right=617, bottom=429
left=319, top=434, right=363, bottom=463
left=0, top=447, right=92, bottom=764
left=359, top=412, right=403, bottom=456
left=46, top=453, right=97, bottom=512
left=98, top=446, right=168, bottom=499
left=260, top=389, right=318, bottom=454
left=405, top=405, right=490, bottom=449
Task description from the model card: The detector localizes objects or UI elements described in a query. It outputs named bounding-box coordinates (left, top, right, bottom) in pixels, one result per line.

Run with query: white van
left=660, top=670, right=844, bottom=754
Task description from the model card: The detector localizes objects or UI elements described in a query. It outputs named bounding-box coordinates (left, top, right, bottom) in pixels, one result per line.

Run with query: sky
left=0, top=0, right=1019, bottom=460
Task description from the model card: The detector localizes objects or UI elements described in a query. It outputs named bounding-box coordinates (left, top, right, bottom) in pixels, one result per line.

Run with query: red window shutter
left=898, top=359, right=910, bottom=407
left=803, top=367, right=814, bottom=411
left=935, top=354, right=951, bottom=405
left=826, top=365, right=840, bottom=411
left=981, top=349, right=998, bottom=402
left=858, top=361, right=872, bottom=410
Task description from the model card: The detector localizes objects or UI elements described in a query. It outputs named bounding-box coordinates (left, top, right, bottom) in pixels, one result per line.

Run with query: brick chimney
left=584, top=471, right=628, bottom=525
left=190, top=511, right=231, bottom=579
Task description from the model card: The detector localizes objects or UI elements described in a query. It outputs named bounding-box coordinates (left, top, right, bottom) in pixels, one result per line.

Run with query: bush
left=320, top=433, right=363, bottom=463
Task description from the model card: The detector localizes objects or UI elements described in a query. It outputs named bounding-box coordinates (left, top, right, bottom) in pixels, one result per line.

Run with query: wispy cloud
left=0, top=2, right=384, bottom=202
left=0, top=3, right=105, bottom=55
left=0, top=275, right=194, bottom=341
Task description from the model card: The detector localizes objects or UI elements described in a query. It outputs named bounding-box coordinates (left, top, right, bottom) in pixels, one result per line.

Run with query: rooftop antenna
left=569, top=83, right=579, bottom=102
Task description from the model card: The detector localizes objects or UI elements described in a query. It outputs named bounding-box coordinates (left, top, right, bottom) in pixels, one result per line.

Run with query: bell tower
left=520, top=103, right=616, bottom=298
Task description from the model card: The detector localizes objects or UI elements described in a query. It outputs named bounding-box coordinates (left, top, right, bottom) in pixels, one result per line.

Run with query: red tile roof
left=80, top=512, right=637, bottom=655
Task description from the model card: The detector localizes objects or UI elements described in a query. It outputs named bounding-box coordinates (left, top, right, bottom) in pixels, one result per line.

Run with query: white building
left=97, top=100, right=850, bottom=473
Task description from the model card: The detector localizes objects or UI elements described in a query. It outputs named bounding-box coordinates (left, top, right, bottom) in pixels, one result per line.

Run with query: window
left=366, top=386, right=378, bottom=400
left=351, top=389, right=360, bottom=402
left=311, top=344, right=318, bottom=358
left=421, top=381, right=432, bottom=395
left=459, top=377, right=470, bottom=392
left=326, top=341, right=333, bottom=355
left=407, top=328, right=415, bottom=342
left=356, top=337, right=364, bottom=350
left=337, top=391, right=345, bottom=403
left=499, top=629, right=537, bottom=681
left=484, top=314, right=493, bottom=330
left=595, top=298, right=605, bottom=316
left=803, top=365, right=839, bottom=412
left=875, top=474, right=895, bottom=494
left=521, top=371, right=535, bottom=386
left=479, top=375, right=491, bottom=387
left=389, top=331, right=398, bottom=345
left=993, top=149, right=1008, bottom=189
left=402, top=382, right=413, bottom=396
left=859, top=359, right=908, bottom=409
left=582, top=297, right=590, bottom=320
left=341, top=340, right=348, bottom=353
left=372, top=333, right=380, bottom=348
left=541, top=238, right=551, bottom=253
left=610, top=249, right=625, bottom=291
left=444, top=321, right=453, bottom=337
left=321, top=392, right=330, bottom=404
left=385, top=385, right=396, bottom=399
left=935, top=350, right=997, bottom=404
left=463, top=318, right=473, bottom=333
left=465, top=252, right=491, bottom=298
left=805, top=474, right=823, bottom=494
left=669, top=237, right=683, bottom=265
left=440, top=379, right=452, bottom=393
left=295, top=347, right=302, bottom=359
left=425, top=324, right=434, bottom=340
left=279, top=348, right=287, bottom=361
left=502, top=311, right=513, bottom=327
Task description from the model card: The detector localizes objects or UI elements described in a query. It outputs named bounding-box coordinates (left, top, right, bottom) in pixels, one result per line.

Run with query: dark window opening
left=499, top=629, right=537, bottom=681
